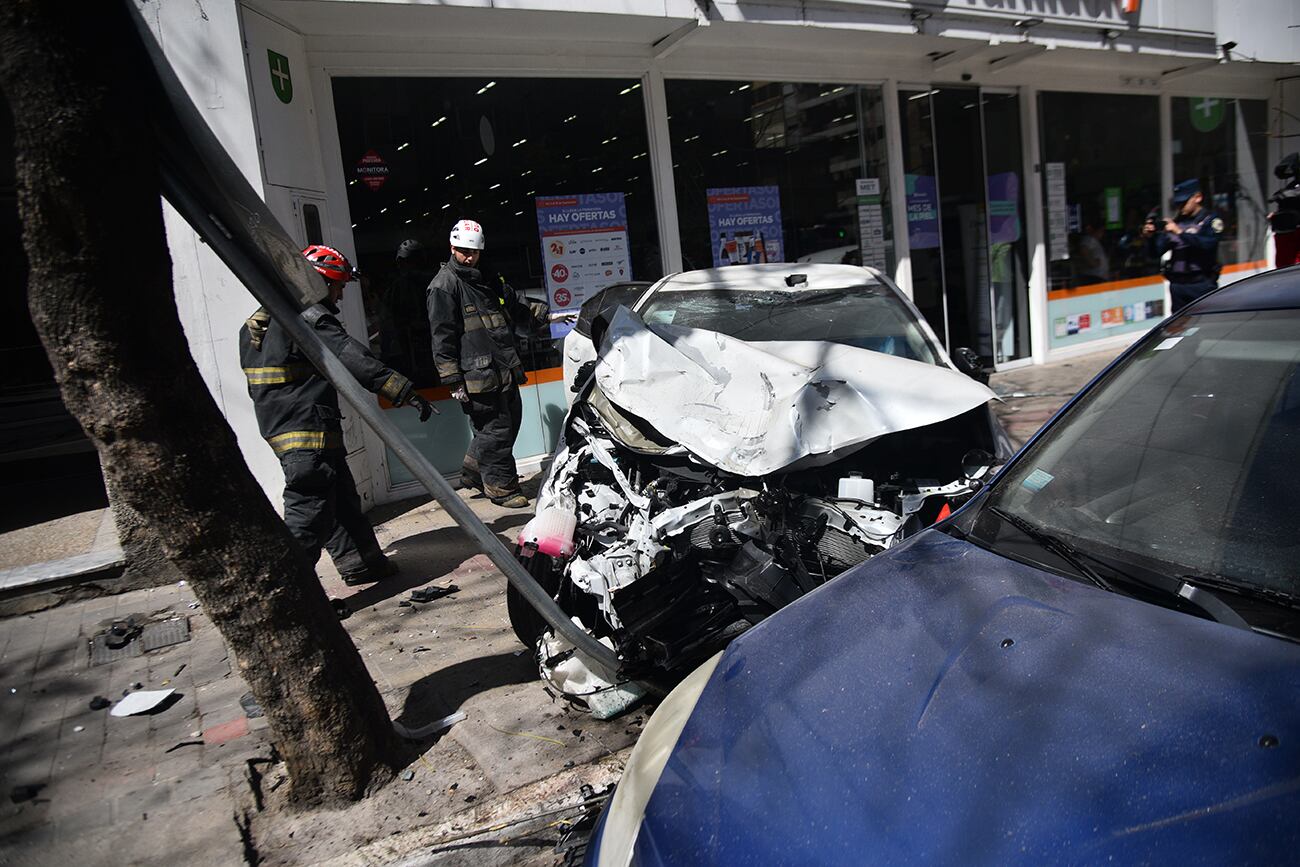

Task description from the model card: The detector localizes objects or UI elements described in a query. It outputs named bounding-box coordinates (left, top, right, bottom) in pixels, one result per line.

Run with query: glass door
left=981, top=91, right=1031, bottom=364
left=897, top=87, right=1031, bottom=366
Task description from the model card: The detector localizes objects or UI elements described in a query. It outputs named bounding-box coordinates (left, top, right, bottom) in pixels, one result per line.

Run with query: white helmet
left=449, top=219, right=485, bottom=250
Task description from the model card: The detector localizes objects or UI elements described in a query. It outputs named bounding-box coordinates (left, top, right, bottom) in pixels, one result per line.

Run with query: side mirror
left=952, top=347, right=990, bottom=385
left=961, top=448, right=997, bottom=482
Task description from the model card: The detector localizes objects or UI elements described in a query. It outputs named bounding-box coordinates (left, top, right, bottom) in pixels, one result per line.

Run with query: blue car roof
left=1188, top=264, right=1300, bottom=314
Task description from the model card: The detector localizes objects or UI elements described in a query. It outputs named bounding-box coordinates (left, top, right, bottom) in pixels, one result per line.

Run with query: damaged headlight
left=594, top=650, right=724, bottom=867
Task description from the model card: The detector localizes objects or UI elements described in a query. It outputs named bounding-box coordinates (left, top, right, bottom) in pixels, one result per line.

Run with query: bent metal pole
left=128, top=5, right=621, bottom=677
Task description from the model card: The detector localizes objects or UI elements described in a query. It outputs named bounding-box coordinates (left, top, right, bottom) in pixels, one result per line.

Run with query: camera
left=1268, top=152, right=1300, bottom=234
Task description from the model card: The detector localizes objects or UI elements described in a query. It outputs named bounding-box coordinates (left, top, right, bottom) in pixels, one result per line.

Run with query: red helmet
left=302, top=244, right=355, bottom=283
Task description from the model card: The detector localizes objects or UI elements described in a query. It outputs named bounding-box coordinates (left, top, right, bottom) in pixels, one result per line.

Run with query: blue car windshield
left=987, top=309, right=1300, bottom=596
left=638, top=286, right=942, bottom=365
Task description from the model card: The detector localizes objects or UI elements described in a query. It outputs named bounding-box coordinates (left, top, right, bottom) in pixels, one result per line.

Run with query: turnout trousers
left=462, top=386, right=524, bottom=500
left=280, top=449, right=385, bottom=579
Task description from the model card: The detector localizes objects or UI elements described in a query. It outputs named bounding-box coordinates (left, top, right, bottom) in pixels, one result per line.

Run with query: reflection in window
left=331, top=77, right=663, bottom=387
left=1039, top=92, right=1162, bottom=292
left=665, top=80, right=893, bottom=275
left=1171, top=97, right=1270, bottom=268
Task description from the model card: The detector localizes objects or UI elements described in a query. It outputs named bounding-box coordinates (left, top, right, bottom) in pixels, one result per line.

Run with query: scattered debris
left=9, top=784, right=43, bottom=804
left=89, top=696, right=110, bottom=711
left=187, top=602, right=200, bottom=610
left=401, top=770, right=415, bottom=781
left=393, top=710, right=466, bottom=740
left=72, top=725, right=84, bottom=733
left=110, top=688, right=177, bottom=717
left=397, top=600, right=413, bottom=608
left=412, top=646, right=431, bottom=653
left=488, top=723, right=566, bottom=747
left=410, top=584, right=459, bottom=604
left=165, top=740, right=203, bottom=753
left=331, top=598, right=350, bottom=620
left=239, top=692, right=264, bottom=719
left=173, top=664, right=186, bottom=677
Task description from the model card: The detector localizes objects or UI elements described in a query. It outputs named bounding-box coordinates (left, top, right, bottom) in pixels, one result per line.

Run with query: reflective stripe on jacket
left=426, top=259, right=547, bottom=393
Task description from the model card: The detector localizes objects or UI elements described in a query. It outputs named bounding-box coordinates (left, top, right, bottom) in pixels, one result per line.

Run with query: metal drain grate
left=89, top=617, right=191, bottom=666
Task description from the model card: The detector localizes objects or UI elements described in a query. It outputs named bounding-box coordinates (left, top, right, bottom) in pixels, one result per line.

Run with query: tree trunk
left=0, top=0, right=399, bottom=805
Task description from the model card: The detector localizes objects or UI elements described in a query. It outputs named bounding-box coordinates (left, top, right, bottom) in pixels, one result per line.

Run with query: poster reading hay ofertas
left=706, top=186, right=784, bottom=267
left=536, top=193, right=631, bottom=337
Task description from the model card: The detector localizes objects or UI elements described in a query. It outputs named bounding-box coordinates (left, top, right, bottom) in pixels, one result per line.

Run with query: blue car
left=588, top=267, right=1300, bottom=865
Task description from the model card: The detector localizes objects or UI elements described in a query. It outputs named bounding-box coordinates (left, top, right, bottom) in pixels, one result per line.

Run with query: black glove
left=407, top=392, right=437, bottom=422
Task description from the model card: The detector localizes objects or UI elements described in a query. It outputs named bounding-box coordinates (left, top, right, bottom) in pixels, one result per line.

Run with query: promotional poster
left=706, top=186, right=784, bottom=267
left=536, top=192, right=631, bottom=337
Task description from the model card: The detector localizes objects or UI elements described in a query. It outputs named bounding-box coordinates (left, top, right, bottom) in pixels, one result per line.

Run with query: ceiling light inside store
left=405, top=218, right=412, bottom=224
left=512, top=138, right=527, bottom=147
left=619, top=83, right=642, bottom=95
left=380, top=207, right=388, bottom=213
left=490, top=183, right=501, bottom=189
left=348, top=180, right=357, bottom=186
left=431, top=116, right=446, bottom=127
left=592, top=167, right=603, bottom=173
left=564, top=115, right=578, bottom=123
left=442, top=203, right=451, bottom=209
left=397, top=142, right=409, bottom=151
left=476, top=81, right=496, bottom=95
left=526, top=190, right=535, bottom=196
left=499, top=200, right=508, bottom=205
left=398, top=198, right=407, bottom=203
left=351, top=222, right=357, bottom=228
left=633, top=152, right=647, bottom=159
left=515, top=210, right=524, bottom=215
left=738, top=84, right=750, bottom=91
left=684, top=134, right=700, bottom=142
left=521, top=170, right=533, bottom=177
left=422, top=211, right=430, bottom=217
left=474, top=158, right=488, bottom=166
left=711, top=149, right=728, bottom=157
left=445, top=173, right=455, bottom=180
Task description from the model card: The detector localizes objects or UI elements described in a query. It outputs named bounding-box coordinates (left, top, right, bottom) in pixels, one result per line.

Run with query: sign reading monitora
left=707, top=186, right=784, bottom=267
left=536, top=193, right=632, bottom=338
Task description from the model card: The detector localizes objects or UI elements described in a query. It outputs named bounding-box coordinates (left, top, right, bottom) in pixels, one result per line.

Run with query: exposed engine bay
left=510, top=309, right=1003, bottom=716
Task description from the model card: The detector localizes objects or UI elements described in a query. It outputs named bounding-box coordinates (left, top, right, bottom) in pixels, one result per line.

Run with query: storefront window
left=1171, top=97, right=1270, bottom=269
left=1039, top=92, right=1163, bottom=349
left=664, top=80, right=893, bottom=274
left=332, top=76, right=663, bottom=388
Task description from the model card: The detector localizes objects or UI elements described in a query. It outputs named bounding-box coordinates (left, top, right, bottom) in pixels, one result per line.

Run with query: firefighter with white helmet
left=427, top=219, right=547, bottom=508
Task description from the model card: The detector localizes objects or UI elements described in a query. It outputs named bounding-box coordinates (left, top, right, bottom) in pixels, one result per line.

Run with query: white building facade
left=137, top=0, right=1300, bottom=508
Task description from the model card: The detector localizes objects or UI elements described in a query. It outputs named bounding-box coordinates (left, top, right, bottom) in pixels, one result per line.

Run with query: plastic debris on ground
left=410, top=584, right=459, bottom=603
left=110, top=688, right=176, bottom=717
left=393, top=709, right=467, bottom=740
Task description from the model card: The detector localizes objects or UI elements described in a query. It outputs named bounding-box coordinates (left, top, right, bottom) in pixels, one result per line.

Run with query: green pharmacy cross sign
left=1189, top=96, right=1224, bottom=133
left=268, top=50, right=292, bottom=104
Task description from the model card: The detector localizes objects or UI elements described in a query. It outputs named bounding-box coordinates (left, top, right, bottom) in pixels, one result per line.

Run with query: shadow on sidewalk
left=393, top=649, right=536, bottom=740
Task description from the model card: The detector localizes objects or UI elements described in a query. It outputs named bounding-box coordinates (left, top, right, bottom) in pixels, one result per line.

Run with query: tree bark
left=0, top=0, right=399, bottom=805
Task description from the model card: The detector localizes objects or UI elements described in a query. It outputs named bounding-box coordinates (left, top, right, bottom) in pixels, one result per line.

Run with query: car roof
left=652, top=263, right=885, bottom=294
left=1187, top=264, right=1300, bottom=314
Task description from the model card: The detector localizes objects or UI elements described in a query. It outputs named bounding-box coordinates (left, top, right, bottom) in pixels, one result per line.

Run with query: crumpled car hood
left=633, top=530, right=1300, bottom=864
left=595, top=308, right=997, bottom=475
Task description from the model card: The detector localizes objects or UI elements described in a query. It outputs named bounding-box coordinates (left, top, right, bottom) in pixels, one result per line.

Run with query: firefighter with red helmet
left=240, top=244, right=435, bottom=585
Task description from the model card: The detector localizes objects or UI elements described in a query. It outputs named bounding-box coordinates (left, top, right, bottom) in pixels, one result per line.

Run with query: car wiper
left=1177, top=572, right=1300, bottom=614
left=987, top=506, right=1116, bottom=594
left=1068, top=547, right=1254, bottom=632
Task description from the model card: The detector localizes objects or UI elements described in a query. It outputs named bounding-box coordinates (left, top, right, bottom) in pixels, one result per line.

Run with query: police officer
left=240, top=244, right=435, bottom=584
left=1144, top=179, right=1223, bottom=314
left=427, top=219, right=552, bottom=508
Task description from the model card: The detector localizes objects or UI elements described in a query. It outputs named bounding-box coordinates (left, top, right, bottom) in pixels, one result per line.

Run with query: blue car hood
left=636, top=530, right=1300, bottom=865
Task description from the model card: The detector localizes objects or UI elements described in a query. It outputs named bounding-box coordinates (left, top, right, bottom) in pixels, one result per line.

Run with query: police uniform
left=427, top=257, right=547, bottom=502
left=1156, top=205, right=1224, bottom=314
left=240, top=301, right=416, bottom=582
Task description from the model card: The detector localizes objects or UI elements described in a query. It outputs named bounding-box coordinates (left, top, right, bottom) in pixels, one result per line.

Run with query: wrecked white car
left=510, top=264, right=1014, bottom=715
